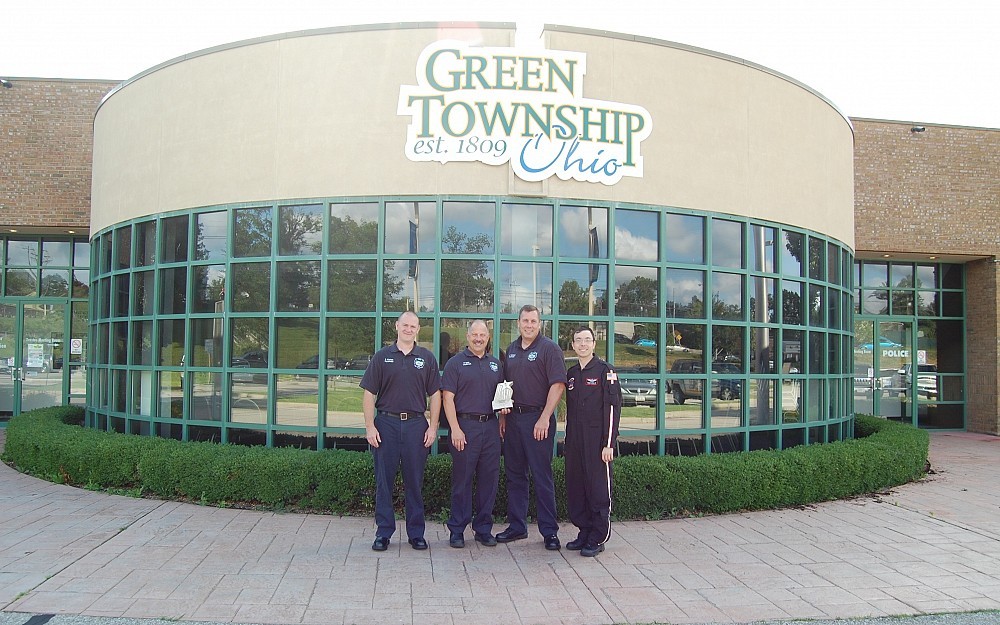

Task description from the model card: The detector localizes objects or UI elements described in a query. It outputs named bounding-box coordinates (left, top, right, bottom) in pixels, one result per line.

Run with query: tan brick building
left=1, top=33, right=997, bottom=438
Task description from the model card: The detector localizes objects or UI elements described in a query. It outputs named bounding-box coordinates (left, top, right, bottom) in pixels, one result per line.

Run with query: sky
left=3, top=0, right=998, bottom=128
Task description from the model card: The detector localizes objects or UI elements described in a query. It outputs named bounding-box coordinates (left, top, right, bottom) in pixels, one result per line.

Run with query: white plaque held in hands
left=492, top=380, right=513, bottom=410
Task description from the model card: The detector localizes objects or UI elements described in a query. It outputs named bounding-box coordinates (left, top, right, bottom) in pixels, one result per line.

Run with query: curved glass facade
left=86, top=197, right=855, bottom=454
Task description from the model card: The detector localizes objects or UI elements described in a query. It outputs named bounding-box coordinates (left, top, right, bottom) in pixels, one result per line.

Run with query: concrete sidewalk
left=2, top=427, right=1000, bottom=625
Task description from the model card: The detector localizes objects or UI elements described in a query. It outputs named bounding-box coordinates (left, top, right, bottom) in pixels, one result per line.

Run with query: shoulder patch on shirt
left=567, top=376, right=575, bottom=391
left=528, top=351, right=538, bottom=361
left=414, top=357, right=425, bottom=369
left=490, top=362, right=499, bottom=372
left=606, top=370, right=618, bottom=384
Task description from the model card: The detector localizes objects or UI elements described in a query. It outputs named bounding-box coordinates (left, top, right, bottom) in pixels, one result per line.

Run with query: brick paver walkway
left=2, top=427, right=999, bottom=624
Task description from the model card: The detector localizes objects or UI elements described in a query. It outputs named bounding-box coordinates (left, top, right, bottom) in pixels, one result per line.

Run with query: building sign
left=398, top=41, right=653, bottom=186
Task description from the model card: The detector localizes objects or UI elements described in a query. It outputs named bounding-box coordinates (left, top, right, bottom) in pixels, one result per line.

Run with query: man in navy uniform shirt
left=361, top=310, right=441, bottom=551
left=441, top=320, right=508, bottom=548
left=497, top=305, right=567, bottom=551
left=564, top=325, right=621, bottom=557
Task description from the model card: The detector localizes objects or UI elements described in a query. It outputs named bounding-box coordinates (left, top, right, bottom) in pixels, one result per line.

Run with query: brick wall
left=853, top=119, right=999, bottom=256
left=853, top=119, right=1000, bottom=434
left=0, top=78, right=117, bottom=230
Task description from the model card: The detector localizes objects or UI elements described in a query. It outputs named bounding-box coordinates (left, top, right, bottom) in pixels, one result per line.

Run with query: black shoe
left=565, top=537, right=587, bottom=551
left=371, top=536, right=390, bottom=551
left=408, top=537, right=428, bottom=550
left=495, top=528, right=528, bottom=543
left=449, top=533, right=465, bottom=548
left=544, top=535, right=561, bottom=551
left=474, top=533, right=497, bottom=546
left=580, top=543, right=604, bottom=557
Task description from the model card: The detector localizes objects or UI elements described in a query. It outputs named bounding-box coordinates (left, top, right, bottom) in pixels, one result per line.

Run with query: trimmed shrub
left=2, top=407, right=928, bottom=520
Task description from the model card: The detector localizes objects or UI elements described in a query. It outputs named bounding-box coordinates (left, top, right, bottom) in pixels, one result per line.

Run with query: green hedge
left=2, top=407, right=928, bottom=520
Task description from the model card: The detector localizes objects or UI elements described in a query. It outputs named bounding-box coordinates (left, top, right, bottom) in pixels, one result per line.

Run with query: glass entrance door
left=853, top=319, right=913, bottom=422
left=0, top=302, right=67, bottom=418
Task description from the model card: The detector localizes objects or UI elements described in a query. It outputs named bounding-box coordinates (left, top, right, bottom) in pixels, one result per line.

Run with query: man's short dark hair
left=573, top=326, right=595, bottom=341
left=518, top=304, right=540, bottom=319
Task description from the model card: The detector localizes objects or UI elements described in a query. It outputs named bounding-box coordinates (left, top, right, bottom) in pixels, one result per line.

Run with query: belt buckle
left=399, top=412, right=408, bottom=420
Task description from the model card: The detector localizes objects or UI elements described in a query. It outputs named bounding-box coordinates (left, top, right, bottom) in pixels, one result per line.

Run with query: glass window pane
left=780, top=232, right=803, bottom=277
left=613, top=321, right=659, bottom=372
left=383, top=259, right=436, bottom=313
left=277, top=261, right=321, bottom=312
left=113, top=273, right=130, bottom=317
left=40, top=269, right=69, bottom=297
left=275, top=374, right=319, bottom=427
left=890, top=263, right=914, bottom=288
left=782, top=329, right=803, bottom=376
left=135, top=221, right=156, bottom=266
left=748, top=380, right=776, bottom=426
left=385, top=201, right=435, bottom=254
left=749, top=327, right=777, bottom=373
left=665, top=214, right=703, bottom=264
left=326, top=378, right=366, bottom=428
left=558, top=263, right=608, bottom=316
left=192, top=265, right=226, bottom=314
left=276, top=318, right=321, bottom=369
left=809, top=285, right=824, bottom=326
left=190, top=318, right=223, bottom=367
left=99, top=232, right=112, bottom=273
left=666, top=324, right=703, bottom=368
left=559, top=205, right=608, bottom=259
left=940, top=264, right=962, bottom=289
left=712, top=219, right=743, bottom=268
left=665, top=269, right=705, bottom=319
left=750, top=277, right=776, bottom=323
left=158, top=267, right=187, bottom=315
left=862, top=289, right=888, bottom=315
left=194, top=210, right=229, bottom=260
left=278, top=204, right=323, bottom=256
left=160, top=215, right=189, bottom=263
left=42, top=241, right=72, bottom=266
left=158, top=319, right=185, bottom=366
left=231, top=317, right=270, bottom=377
left=615, top=209, right=658, bottom=261
left=783, top=280, right=803, bottom=325
left=131, top=271, right=154, bottom=316
left=862, top=262, right=888, bottom=288
left=917, top=291, right=938, bottom=316
left=891, top=291, right=915, bottom=315
left=712, top=326, right=745, bottom=367
left=132, top=320, right=153, bottom=366
left=158, top=371, right=183, bottom=419
left=112, top=321, right=128, bottom=365
left=915, top=265, right=937, bottom=289
left=115, top=227, right=132, bottom=269
left=73, top=240, right=91, bottom=268
left=333, top=202, right=379, bottom=254
left=749, top=225, right=776, bottom=273
left=499, top=261, right=552, bottom=315
left=230, top=379, right=268, bottom=425
left=327, top=318, right=377, bottom=370
left=72, top=270, right=89, bottom=299
left=7, top=240, right=37, bottom=265
left=827, top=243, right=840, bottom=283
left=615, top=266, right=659, bottom=317
left=711, top=272, right=743, bottom=320
left=808, top=237, right=824, bottom=280
left=502, top=203, right=553, bottom=257
left=441, top=259, right=494, bottom=313
left=442, top=201, right=494, bottom=254
left=231, top=263, right=271, bottom=312
left=234, top=207, right=272, bottom=258
left=328, top=260, right=378, bottom=312
left=808, top=331, right=826, bottom=374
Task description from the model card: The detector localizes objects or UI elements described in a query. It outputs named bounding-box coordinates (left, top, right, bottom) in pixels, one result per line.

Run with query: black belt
left=512, top=405, right=541, bottom=413
left=379, top=411, right=420, bottom=420
left=458, top=413, right=495, bottom=422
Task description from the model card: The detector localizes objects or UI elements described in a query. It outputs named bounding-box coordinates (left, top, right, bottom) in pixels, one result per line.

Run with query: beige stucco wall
left=91, top=23, right=854, bottom=246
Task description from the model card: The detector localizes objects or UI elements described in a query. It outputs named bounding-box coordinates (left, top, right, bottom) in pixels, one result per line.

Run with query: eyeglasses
left=573, top=336, right=595, bottom=343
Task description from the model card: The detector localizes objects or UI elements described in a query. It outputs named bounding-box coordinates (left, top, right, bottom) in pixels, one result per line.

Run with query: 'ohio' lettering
left=398, top=40, right=653, bottom=186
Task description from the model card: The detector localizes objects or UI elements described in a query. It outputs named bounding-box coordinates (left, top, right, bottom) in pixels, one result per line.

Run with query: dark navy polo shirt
left=359, top=343, right=441, bottom=414
left=504, top=334, right=567, bottom=408
left=441, top=347, right=504, bottom=415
